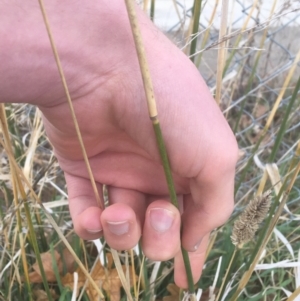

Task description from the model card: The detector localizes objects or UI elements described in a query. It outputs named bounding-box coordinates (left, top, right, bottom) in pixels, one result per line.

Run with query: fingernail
left=149, top=208, right=175, bottom=233
left=86, top=228, right=102, bottom=234
left=106, top=221, right=129, bottom=235
left=194, top=239, right=202, bottom=251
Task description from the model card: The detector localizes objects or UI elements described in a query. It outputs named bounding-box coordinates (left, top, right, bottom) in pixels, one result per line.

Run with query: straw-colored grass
left=1, top=0, right=300, bottom=300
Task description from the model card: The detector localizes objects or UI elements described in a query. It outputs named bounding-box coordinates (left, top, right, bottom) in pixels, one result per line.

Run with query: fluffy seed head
left=231, top=190, right=272, bottom=248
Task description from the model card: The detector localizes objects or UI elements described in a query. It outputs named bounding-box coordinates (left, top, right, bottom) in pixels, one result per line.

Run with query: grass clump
left=1, top=0, right=300, bottom=300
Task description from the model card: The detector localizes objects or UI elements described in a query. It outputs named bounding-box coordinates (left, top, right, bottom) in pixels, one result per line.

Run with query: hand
left=1, top=0, right=238, bottom=287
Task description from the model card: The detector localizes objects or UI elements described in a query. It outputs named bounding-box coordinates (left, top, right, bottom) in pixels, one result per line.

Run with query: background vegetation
left=0, top=0, right=300, bottom=300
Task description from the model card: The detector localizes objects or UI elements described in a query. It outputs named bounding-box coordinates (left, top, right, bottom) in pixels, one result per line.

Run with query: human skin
left=0, top=0, right=238, bottom=287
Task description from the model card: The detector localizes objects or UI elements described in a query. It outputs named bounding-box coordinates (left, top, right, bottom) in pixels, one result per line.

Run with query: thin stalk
left=152, top=123, right=178, bottom=207
left=189, top=0, right=202, bottom=63
left=195, top=0, right=219, bottom=67
left=43, top=206, right=105, bottom=299
left=124, top=0, right=195, bottom=295
left=34, top=3, right=106, bottom=295
left=34, top=210, right=48, bottom=252
left=150, top=0, right=155, bottom=22
left=143, top=0, right=150, bottom=12
left=269, top=75, right=300, bottom=162
left=5, top=105, right=24, bottom=161
left=215, top=248, right=237, bottom=301
left=50, top=244, right=64, bottom=293
left=287, top=141, right=300, bottom=176
left=222, top=0, right=259, bottom=76
left=110, top=249, right=134, bottom=301
left=138, top=242, right=147, bottom=292
left=0, top=105, right=22, bottom=233
left=130, top=249, right=137, bottom=299
left=37, top=0, right=103, bottom=210
left=215, top=0, right=229, bottom=105
left=22, top=199, right=53, bottom=300
left=137, top=254, right=146, bottom=298
left=19, top=233, right=33, bottom=301
left=205, top=231, right=217, bottom=262
left=172, top=0, right=184, bottom=31
left=256, top=169, right=268, bottom=196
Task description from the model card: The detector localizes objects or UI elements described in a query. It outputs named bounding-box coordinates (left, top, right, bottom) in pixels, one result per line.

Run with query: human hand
left=1, top=0, right=238, bottom=287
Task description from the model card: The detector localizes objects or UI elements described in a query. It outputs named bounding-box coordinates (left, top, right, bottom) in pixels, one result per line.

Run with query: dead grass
left=0, top=1, right=300, bottom=300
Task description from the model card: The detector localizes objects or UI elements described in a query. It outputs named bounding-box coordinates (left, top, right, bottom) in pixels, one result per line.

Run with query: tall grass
left=1, top=0, right=300, bottom=300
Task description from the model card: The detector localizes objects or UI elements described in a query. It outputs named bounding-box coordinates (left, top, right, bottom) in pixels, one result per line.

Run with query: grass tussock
left=1, top=0, right=300, bottom=300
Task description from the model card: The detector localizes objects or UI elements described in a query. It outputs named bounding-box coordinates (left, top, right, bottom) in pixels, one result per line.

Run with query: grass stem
left=189, top=0, right=202, bottom=63
left=269, top=75, right=300, bottom=162
left=150, top=0, right=155, bottom=21
left=215, top=0, right=229, bottom=106
left=124, top=0, right=195, bottom=295
left=215, top=248, right=237, bottom=301
left=37, top=0, right=103, bottom=210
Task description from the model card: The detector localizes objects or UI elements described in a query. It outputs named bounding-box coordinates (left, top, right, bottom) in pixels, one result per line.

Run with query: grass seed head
left=231, top=190, right=272, bottom=248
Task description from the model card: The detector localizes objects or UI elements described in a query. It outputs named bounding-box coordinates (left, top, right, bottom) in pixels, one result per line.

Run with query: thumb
left=181, top=149, right=237, bottom=252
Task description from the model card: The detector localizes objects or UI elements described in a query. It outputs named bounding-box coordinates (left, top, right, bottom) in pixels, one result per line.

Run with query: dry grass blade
left=172, top=0, right=184, bottom=29
left=110, top=249, right=134, bottom=301
left=124, top=0, right=157, bottom=119
left=195, top=0, right=219, bottom=67
left=215, top=0, right=229, bottom=105
left=22, top=110, right=43, bottom=182
left=1, top=1, right=299, bottom=300
left=143, top=0, right=150, bottom=12
left=37, top=0, right=103, bottom=210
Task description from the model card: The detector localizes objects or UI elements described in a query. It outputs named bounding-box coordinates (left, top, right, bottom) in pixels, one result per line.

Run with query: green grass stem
left=23, top=201, right=54, bottom=300
left=124, top=0, right=195, bottom=295
left=34, top=211, right=48, bottom=252
left=50, top=244, right=64, bottom=293
left=215, top=248, right=237, bottom=301
left=150, top=0, right=155, bottom=21
left=189, top=0, right=202, bottom=63
left=19, top=233, right=33, bottom=301
left=152, top=122, right=178, bottom=208
left=269, top=75, right=300, bottom=162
